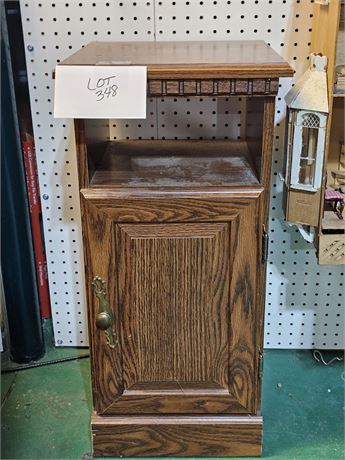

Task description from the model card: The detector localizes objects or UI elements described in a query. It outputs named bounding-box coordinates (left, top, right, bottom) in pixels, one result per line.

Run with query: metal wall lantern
left=283, top=54, right=329, bottom=227
left=288, top=109, right=327, bottom=192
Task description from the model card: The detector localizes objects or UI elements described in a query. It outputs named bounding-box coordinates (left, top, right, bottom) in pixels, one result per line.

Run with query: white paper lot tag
left=54, top=65, right=147, bottom=119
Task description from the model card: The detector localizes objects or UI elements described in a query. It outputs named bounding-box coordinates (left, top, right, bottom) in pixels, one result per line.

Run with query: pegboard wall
left=19, top=0, right=344, bottom=349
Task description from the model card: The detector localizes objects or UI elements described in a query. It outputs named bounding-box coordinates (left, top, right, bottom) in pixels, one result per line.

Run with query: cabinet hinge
left=258, top=350, right=264, bottom=380
left=262, top=225, right=269, bottom=263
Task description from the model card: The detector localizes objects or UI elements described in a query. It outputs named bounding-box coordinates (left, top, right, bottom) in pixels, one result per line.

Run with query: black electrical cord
left=1, top=353, right=90, bottom=374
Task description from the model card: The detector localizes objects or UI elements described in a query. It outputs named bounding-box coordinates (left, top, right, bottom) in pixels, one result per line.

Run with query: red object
left=22, top=137, right=51, bottom=318
left=324, top=190, right=344, bottom=202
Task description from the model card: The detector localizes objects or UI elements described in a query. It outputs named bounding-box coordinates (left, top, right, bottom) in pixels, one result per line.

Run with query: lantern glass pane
left=298, top=113, right=320, bottom=186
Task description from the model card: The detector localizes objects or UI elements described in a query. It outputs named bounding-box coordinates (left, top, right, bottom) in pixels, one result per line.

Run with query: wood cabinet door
left=81, top=189, right=265, bottom=416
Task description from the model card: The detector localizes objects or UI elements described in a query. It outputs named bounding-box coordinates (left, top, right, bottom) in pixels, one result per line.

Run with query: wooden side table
left=58, top=40, right=292, bottom=457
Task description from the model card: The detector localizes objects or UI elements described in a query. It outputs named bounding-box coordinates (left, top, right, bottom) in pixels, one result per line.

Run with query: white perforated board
left=20, top=0, right=344, bottom=349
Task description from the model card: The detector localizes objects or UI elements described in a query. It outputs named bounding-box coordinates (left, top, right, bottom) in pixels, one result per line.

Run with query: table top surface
left=60, top=40, right=293, bottom=79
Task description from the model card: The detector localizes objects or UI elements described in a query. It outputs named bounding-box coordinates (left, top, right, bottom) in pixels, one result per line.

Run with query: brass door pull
left=92, top=276, right=117, bottom=349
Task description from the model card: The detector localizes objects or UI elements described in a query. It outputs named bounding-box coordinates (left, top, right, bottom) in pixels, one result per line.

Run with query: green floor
left=1, top=350, right=344, bottom=460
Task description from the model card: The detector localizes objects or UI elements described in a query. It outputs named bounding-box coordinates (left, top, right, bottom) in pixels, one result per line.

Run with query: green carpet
left=1, top=350, right=344, bottom=459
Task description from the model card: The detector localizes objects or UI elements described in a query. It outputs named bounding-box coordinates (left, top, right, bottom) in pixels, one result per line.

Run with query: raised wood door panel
left=81, top=190, right=264, bottom=416
left=115, top=222, right=231, bottom=413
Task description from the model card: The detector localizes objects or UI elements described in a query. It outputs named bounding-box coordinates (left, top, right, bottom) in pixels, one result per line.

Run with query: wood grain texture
left=311, top=0, right=341, bottom=101
left=255, top=97, right=276, bottom=410
left=80, top=197, right=123, bottom=414
left=244, top=97, right=265, bottom=180
left=71, top=39, right=284, bottom=454
left=107, top=222, right=243, bottom=414
left=81, top=189, right=263, bottom=223
left=228, top=199, right=260, bottom=412
left=92, top=414, right=263, bottom=457
left=118, top=223, right=229, bottom=383
left=286, top=189, right=321, bottom=227
left=311, top=1, right=342, bottom=241
left=81, top=191, right=264, bottom=416
left=260, top=98, right=276, bottom=194
left=90, top=140, right=259, bottom=187
left=60, top=40, right=293, bottom=79
left=74, top=119, right=89, bottom=189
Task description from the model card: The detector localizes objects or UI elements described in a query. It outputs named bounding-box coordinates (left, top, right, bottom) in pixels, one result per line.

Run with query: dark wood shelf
left=90, top=139, right=260, bottom=188
left=59, top=41, right=293, bottom=96
left=61, top=40, right=293, bottom=80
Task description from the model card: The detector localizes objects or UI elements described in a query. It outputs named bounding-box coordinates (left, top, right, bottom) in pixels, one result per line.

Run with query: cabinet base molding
left=91, top=414, right=263, bottom=457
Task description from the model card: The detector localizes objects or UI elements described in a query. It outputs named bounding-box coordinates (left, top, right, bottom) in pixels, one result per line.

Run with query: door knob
left=96, top=311, right=112, bottom=330
left=92, top=276, right=118, bottom=349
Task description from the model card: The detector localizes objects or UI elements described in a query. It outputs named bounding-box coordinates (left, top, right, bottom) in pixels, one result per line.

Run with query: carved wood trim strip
left=148, top=78, right=279, bottom=97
